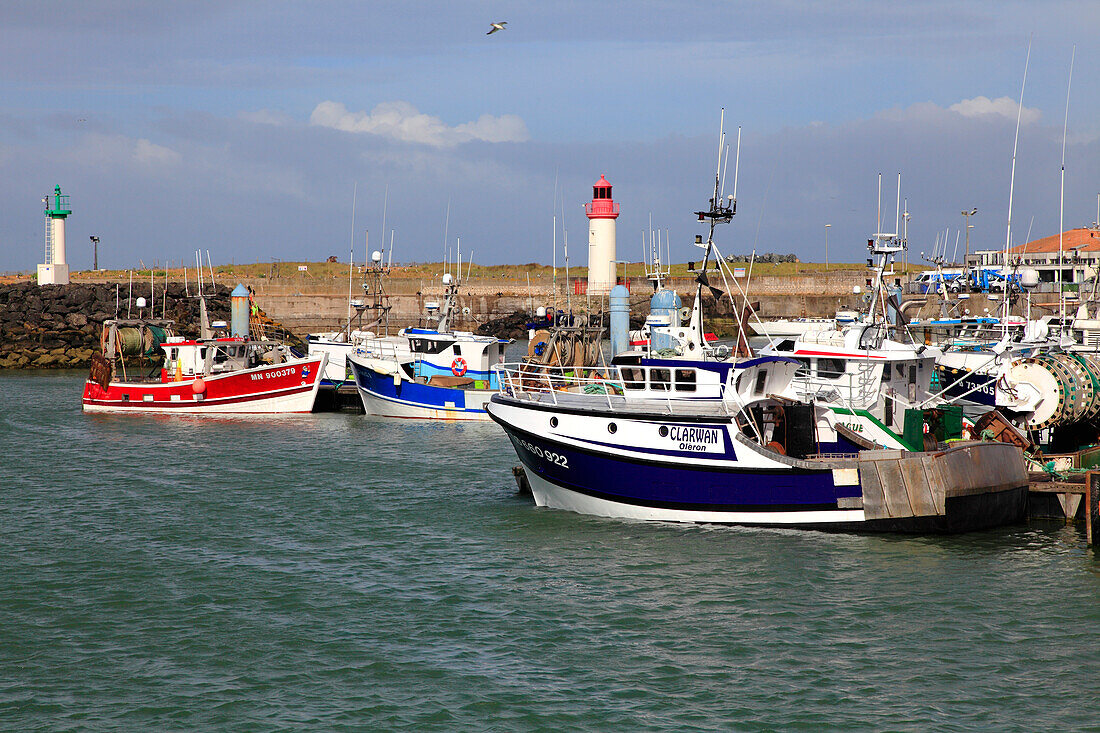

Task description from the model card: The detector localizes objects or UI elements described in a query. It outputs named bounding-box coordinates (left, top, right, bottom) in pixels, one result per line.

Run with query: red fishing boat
left=82, top=318, right=327, bottom=414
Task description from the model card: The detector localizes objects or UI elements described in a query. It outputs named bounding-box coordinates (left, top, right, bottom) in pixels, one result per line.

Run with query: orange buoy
left=192, top=378, right=206, bottom=394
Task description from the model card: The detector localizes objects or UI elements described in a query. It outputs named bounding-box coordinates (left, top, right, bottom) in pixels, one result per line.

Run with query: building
left=962, top=226, right=1100, bottom=286
left=1006, top=226, right=1100, bottom=285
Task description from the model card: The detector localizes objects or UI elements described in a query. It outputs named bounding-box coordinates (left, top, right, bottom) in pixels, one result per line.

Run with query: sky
left=1, top=1, right=1099, bottom=272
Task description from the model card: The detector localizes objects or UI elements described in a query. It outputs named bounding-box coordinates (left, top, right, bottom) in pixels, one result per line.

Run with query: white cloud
left=133, top=138, right=181, bottom=165
left=949, top=96, right=1041, bottom=124
left=309, top=100, right=529, bottom=147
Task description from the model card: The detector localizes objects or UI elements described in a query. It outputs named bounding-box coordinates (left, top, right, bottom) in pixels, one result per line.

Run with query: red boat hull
left=81, top=356, right=326, bottom=414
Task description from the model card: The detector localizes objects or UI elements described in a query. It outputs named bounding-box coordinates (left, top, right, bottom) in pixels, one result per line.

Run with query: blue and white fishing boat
left=487, top=114, right=1027, bottom=530
left=349, top=262, right=511, bottom=420
left=489, top=346, right=1025, bottom=529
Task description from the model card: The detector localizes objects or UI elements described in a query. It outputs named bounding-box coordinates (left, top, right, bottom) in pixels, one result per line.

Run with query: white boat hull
left=350, top=355, right=493, bottom=421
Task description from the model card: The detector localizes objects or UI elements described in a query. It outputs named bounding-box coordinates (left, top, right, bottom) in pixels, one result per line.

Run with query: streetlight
left=961, top=208, right=977, bottom=273
left=89, top=236, right=99, bottom=271
left=824, top=224, right=831, bottom=271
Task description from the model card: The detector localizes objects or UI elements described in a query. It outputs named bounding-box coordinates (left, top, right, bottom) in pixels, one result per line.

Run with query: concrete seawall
left=242, top=271, right=1005, bottom=334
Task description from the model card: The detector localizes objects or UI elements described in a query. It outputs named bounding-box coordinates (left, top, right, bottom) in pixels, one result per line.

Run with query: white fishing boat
left=488, top=114, right=1027, bottom=531
left=748, top=316, right=835, bottom=338
left=760, top=186, right=945, bottom=452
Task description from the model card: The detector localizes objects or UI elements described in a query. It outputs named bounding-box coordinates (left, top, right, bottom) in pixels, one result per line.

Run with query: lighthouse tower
left=585, top=175, right=619, bottom=296
left=37, top=185, right=72, bottom=286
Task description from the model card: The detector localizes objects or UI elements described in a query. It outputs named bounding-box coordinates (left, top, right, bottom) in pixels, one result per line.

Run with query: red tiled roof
left=1009, top=227, right=1100, bottom=254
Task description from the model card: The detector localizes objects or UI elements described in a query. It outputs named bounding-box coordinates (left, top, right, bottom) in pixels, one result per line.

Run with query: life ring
left=451, top=357, right=467, bottom=377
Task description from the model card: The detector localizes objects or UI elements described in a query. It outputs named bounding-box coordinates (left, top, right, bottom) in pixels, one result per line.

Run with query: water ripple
left=1, top=371, right=1098, bottom=731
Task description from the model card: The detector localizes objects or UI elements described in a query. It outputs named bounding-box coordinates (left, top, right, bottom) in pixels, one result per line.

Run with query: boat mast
left=688, top=109, right=736, bottom=352
left=1003, top=38, right=1031, bottom=336
left=1058, top=45, right=1075, bottom=324
left=346, top=182, right=357, bottom=336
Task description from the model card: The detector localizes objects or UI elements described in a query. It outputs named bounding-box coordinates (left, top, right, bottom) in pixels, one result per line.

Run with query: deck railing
left=494, top=363, right=626, bottom=407
left=355, top=337, right=409, bottom=361
left=493, top=362, right=743, bottom=416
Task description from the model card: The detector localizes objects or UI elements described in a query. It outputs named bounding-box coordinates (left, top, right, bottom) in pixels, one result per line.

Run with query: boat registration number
left=517, top=438, right=569, bottom=468
left=251, top=367, right=296, bottom=381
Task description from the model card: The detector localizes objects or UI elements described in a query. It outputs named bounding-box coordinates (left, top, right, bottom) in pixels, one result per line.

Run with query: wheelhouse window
left=817, top=358, right=845, bottom=379
left=622, top=367, right=645, bottom=390
left=753, top=370, right=768, bottom=396
left=409, top=338, right=453, bottom=355
left=674, top=369, right=697, bottom=392
left=649, top=368, right=670, bottom=391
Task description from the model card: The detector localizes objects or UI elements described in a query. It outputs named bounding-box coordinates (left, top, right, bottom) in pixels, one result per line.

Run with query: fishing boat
left=759, top=192, right=946, bottom=452
left=748, top=316, right=836, bottom=338
left=487, top=115, right=1027, bottom=531
left=82, top=285, right=327, bottom=414
left=348, top=260, right=511, bottom=420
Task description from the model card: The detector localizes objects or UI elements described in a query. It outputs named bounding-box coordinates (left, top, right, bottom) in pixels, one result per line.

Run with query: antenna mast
left=1004, top=38, right=1032, bottom=330
left=1058, top=45, right=1075, bottom=322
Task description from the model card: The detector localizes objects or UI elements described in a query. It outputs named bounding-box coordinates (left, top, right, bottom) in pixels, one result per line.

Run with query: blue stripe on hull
left=351, top=360, right=489, bottom=414
left=498, top=423, right=850, bottom=512
left=415, top=361, right=499, bottom=386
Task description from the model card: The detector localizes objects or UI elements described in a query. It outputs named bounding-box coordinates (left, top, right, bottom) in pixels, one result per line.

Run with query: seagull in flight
left=486, top=21, right=507, bottom=35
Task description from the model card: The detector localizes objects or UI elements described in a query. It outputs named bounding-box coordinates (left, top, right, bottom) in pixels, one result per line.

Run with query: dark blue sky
left=1, top=1, right=1098, bottom=271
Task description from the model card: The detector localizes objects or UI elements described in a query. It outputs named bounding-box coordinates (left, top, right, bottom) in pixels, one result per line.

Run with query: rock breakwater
left=0, top=282, right=232, bottom=370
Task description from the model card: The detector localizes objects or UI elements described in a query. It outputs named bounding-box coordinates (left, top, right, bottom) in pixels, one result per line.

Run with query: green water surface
left=1, top=371, right=1098, bottom=731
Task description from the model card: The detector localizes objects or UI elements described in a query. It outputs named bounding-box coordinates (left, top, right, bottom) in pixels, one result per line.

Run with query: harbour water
left=3, top=370, right=1099, bottom=731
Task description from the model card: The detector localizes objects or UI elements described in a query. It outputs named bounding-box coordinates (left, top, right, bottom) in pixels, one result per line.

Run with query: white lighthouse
left=585, top=174, right=619, bottom=296
left=37, top=185, right=72, bottom=286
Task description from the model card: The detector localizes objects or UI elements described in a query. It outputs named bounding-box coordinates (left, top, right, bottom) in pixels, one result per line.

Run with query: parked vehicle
left=968, top=267, right=1020, bottom=293
left=912, top=269, right=964, bottom=294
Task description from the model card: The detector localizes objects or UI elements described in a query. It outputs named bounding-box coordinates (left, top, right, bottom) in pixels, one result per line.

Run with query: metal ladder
left=43, top=214, right=53, bottom=265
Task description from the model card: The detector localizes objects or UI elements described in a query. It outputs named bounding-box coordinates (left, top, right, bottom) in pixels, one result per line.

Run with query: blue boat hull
left=350, top=359, right=493, bottom=420
left=486, top=398, right=867, bottom=525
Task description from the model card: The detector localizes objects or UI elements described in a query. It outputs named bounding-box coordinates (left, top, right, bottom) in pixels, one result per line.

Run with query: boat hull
left=350, top=357, right=493, bottom=421
left=487, top=398, right=862, bottom=525
left=81, top=356, right=326, bottom=414
left=487, top=397, right=1028, bottom=532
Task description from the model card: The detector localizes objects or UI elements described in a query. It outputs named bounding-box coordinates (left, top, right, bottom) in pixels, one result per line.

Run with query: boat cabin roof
left=403, top=327, right=510, bottom=344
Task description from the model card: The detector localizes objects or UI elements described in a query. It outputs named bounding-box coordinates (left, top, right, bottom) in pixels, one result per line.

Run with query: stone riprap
left=0, top=282, right=232, bottom=370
